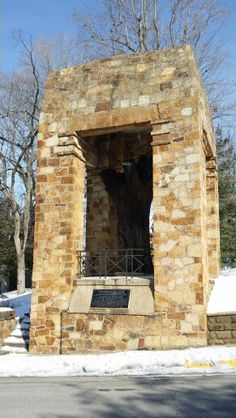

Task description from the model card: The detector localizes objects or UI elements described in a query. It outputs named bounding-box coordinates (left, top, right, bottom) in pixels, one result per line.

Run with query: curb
left=184, top=359, right=236, bottom=369
left=184, top=361, right=213, bottom=368
left=219, top=360, right=236, bottom=367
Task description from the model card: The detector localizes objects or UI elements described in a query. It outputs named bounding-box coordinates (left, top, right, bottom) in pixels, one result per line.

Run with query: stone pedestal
left=69, top=277, right=154, bottom=315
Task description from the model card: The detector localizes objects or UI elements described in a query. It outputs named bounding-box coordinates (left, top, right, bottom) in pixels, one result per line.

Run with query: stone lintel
left=68, top=105, right=158, bottom=133
left=151, top=118, right=175, bottom=126
left=77, top=122, right=152, bottom=138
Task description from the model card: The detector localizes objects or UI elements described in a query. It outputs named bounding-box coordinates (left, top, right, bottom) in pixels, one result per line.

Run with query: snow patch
left=0, top=290, right=31, bottom=317
left=0, top=346, right=236, bottom=377
left=0, top=307, right=14, bottom=312
left=207, top=272, right=236, bottom=315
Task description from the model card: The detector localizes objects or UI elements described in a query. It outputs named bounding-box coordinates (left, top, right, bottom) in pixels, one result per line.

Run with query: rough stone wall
left=208, top=314, right=236, bottom=345
left=86, top=169, right=119, bottom=252
left=38, top=46, right=204, bottom=136
left=61, top=311, right=206, bottom=353
left=30, top=46, right=219, bottom=353
left=0, top=309, right=16, bottom=346
left=151, top=119, right=209, bottom=347
left=86, top=131, right=152, bottom=252
left=30, top=148, right=85, bottom=353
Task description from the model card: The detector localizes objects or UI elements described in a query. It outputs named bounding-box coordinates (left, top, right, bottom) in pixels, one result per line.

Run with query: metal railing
left=77, top=249, right=145, bottom=278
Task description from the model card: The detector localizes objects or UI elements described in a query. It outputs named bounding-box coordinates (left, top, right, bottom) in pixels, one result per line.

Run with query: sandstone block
left=187, top=244, right=202, bottom=257
left=145, top=336, right=161, bottom=348
left=181, top=107, right=192, bottom=116
left=88, top=320, right=103, bottom=331
left=76, top=319, right=85, bottom=331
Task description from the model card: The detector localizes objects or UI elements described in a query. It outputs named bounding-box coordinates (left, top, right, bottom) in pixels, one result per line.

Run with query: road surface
left=1, top=375, right=236, bottom=418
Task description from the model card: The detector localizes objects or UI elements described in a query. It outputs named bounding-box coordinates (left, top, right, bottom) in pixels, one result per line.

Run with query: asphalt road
left=1, top=375, right=236, bottom=418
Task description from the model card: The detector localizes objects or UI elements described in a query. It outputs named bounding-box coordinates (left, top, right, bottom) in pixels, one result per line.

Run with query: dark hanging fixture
left=121, top=156, right=134, bottom=167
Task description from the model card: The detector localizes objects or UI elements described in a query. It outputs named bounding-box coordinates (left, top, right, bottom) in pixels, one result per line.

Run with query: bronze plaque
left=91, top=289, right=130, bottom=308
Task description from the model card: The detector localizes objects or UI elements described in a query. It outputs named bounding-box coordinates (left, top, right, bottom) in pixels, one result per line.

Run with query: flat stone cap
left=0, top=307, right=16, bottom=321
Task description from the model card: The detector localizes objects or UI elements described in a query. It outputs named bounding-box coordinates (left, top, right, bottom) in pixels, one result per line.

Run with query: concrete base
left=69, top=276, right=154, bottom=315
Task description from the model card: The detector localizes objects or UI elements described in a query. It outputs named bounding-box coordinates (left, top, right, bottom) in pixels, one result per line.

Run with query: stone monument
left=30, top=46, right=220, bottom=354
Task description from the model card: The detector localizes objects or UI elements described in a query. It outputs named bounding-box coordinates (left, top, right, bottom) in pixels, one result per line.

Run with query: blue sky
left=1, top=0, right=90, bottom=72
left=1, top=0, right=236, bottom=74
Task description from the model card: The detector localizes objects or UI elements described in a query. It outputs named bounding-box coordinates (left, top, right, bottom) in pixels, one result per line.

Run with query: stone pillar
left=206, top=159, right=220, bottom=278
left=151, top=120, right=208, bottom=346
left=30, top=133, right=85, bottom=353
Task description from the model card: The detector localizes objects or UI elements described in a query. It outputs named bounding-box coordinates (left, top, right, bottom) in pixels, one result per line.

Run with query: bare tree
left=0, top=32, right=82, bottom=294
left=0, top=37, right=39, bottom=294
left=74, top=0, right=235, bottom=121
left=32, top=33, right=81, bottom=84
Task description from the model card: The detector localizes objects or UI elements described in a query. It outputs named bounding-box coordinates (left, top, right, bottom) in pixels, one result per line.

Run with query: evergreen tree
left=0, top=197, right=17, bottom=290
left=216, top=127, right=236, bottom=267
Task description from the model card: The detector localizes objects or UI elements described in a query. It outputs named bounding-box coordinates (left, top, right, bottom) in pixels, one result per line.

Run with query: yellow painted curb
left=184, top=361, right=213, bottom=369
left=219, top=360, right=236, bottom=367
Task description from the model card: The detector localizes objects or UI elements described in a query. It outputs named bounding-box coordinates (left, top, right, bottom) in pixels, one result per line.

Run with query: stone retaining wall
left=0, top=308, right=16, bottom=346
left=208, top=314, right=236, bottom=345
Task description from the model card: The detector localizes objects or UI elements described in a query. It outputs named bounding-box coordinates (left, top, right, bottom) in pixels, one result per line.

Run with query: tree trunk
left=17, top=252, right=26, bottom=295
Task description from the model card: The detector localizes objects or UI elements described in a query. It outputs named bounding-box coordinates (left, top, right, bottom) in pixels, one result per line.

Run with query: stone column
left=30, top=133, right=85, bottom=353
left=151, top=120, right=208, bottom=347
left=206, top=159, right=220, bottom=278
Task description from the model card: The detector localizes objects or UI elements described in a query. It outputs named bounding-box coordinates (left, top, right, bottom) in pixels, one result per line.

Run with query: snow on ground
left=0, top=289, right=31, bottom=300
left=207, top=270, right=236, bottom=315
left=0, top=271, right=235, bottom=377
left=0, top=307, right=14, bottom=312
left=0, top=289, right=31, bottom=317
left=0, top=346, right=236, bottom=377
